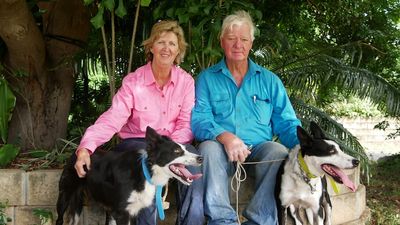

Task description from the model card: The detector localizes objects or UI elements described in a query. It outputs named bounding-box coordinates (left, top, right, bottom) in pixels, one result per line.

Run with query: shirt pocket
left=132, top=98, right=154, bottom=130
left=169, top=101, right=183, bottom=119
left=210, top=93, right=231, bottom=118
left=251, top=94, right=272, bottom=125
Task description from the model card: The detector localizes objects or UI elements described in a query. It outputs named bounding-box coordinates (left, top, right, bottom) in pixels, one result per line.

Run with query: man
left=191, top=11, right=301, bottom=225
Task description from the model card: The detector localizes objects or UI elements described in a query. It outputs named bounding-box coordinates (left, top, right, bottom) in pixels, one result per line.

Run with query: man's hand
left=217, top=132, right=251, bottom=162
left=74, top=148, right=91, bottom=178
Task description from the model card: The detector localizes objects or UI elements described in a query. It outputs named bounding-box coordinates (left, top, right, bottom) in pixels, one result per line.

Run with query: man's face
left=220, top=24, right=253, bottom=63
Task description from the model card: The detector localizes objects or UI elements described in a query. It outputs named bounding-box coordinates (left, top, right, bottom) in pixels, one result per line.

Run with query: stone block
left=331, top=185, right=366, bottom=225
left=14, top=206, right=55, bottom=225
left=0, top=169, right=25, bottom=205
left=27, top=170, right=62, bottom=205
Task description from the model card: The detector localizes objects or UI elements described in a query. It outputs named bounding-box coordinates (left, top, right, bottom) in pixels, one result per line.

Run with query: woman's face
left=151, top=31, right=179, bottom=66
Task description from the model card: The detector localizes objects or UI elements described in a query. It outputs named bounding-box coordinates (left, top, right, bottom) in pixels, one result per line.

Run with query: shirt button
left=144, top=107, right=147, bottom=110
left=163, top=128, right=166, bottom=130
left=163, top=111, right=166, bottom=115
left=162, top=95, right=165, bottom=98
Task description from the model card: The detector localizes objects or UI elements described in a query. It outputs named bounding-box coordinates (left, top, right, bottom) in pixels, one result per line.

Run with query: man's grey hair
left=220, top=10, right=256, bottom=41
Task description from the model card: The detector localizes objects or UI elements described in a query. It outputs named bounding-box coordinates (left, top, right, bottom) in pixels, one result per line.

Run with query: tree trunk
left=0, top=0, right=90, bottom=151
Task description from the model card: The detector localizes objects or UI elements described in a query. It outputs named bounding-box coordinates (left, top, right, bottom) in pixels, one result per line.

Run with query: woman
left=74, top=20, right=204, bottom=225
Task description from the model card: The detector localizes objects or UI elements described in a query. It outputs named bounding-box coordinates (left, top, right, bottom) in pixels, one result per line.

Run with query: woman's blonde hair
left=142, top=20, right=188, bottom=65
left=220, top=10, right=255, bottom=41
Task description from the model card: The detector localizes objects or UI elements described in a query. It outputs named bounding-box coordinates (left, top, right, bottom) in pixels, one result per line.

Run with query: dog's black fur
left=55, top=127, right=202, bottom=225
left=275, top=122, right=360, bottom=225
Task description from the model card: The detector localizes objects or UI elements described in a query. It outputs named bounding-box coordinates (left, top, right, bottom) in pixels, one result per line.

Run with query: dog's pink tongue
left=332, top=167, right=356, bottom=192
left=179, top=167, right=202, bottom=180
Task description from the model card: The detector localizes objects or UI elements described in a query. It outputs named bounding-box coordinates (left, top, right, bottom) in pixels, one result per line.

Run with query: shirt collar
left=144, top=62, right=177, bottom=86
left=212, top=58, right=261, bottom=77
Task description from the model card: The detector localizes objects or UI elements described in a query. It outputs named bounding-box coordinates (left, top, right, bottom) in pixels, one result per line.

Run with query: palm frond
left=281, top=54, right=400, bottom=116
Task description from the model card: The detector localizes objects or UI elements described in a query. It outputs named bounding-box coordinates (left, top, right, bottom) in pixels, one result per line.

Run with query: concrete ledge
left=0, top=168, right=369, bottom=225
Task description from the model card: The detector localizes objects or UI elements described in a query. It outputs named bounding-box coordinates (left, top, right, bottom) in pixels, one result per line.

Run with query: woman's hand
left=74, top=148, right=91, bottom=177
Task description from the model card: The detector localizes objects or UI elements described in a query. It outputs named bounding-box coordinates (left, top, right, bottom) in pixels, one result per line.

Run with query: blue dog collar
left=141, top=156, right=165, bottom=220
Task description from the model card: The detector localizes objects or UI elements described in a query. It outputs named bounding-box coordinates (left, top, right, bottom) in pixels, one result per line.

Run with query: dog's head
left=145, top=126, right=202, bottom=186
left=297, top=122, right=360, bottom=192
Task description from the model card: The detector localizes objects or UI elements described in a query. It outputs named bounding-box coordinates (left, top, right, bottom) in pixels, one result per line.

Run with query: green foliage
left=373, top=120, right=400, bottom=139
left=0, top=77, right=16, bottom=143
left=0, top=144, right=19, bottom=167
left=366, top=154, right=400, bottom=225
left=14, top=139, right=74, bottom=170
left=115, top=0, right=127, bottom=18
left=91, top=4, right=105, bottom=29
left=32, top=208, right=53, bottom=225
left=103, top=0, right=115, bottom=10
left=324, top=95, right=383, bottom=118
left=0, top=201, right=11, bottom=225
left=152, top=0, right=262, bottom=74
left=141, top=0, right=151, bottom=7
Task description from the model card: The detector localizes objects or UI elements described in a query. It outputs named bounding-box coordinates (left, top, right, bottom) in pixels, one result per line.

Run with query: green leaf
left=90, top=5, right=105, bottom=29
left=0, top=78, right=16, bottom=143
left=28, top=150, right=48, bottom=158
left=83, top=0, right=95, bottom=5
left=0, top=144, right=20, bottom=167
left=141, top=0, right=151, bottom=7
left=178, top=14, right=189, bottom=24
left=102, top=0, right=115, bottom=10
left=115, top=0, right=127, bottom=18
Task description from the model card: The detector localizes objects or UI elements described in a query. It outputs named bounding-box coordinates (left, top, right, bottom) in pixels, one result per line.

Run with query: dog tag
left=162, top=201, right=170, bottom=210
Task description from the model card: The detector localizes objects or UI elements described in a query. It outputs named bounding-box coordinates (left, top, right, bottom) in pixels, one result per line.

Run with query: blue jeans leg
left=199, top=140, right=238, bottom=225
left=242, top=141, right=288, bottom=225
left=175, top=144, right=205, bottom=225
left=114, top=138, right=204, bottom=225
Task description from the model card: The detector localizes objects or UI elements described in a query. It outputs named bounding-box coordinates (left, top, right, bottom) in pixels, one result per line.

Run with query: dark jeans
left=114, top=138, right=205, bottom=225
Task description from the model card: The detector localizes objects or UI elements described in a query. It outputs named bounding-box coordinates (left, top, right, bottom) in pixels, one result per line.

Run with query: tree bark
left=0, top=0, right=90, bottom=150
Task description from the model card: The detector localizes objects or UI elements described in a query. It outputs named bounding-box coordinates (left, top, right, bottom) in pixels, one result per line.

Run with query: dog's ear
left=145, top=126, right=160, bottom=146
left=310, top=121, right=326, bottom=139
left=297, top=126, right=312, bottom=148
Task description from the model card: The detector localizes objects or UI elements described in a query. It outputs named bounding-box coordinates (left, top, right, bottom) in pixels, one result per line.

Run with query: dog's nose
left=196, top=156, right=203, bottom=164
left=352, top=159, right=360, bottom=167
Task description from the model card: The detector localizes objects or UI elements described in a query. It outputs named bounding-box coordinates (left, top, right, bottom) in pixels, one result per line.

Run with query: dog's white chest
left=125, top=182, right=156, bottom=216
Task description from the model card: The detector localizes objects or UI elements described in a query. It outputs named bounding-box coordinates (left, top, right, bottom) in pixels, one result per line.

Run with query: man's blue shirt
left=191, top=58, right=301, bottom=149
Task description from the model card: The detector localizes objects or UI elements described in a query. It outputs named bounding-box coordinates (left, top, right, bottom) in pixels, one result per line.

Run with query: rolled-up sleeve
left=78, top=76, right=135, bottom=153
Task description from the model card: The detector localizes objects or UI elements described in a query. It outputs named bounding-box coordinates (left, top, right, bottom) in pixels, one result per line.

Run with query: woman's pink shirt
left=78, top=62, right=195, bottom=153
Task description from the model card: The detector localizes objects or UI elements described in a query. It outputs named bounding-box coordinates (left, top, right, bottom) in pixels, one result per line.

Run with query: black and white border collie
left=55, top=126, right=203, bottom=225
left=275, top=122, right=360, bottom=225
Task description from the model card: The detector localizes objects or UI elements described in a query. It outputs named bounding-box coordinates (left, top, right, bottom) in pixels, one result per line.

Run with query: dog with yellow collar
left=275, top=122, right=360, bottom=225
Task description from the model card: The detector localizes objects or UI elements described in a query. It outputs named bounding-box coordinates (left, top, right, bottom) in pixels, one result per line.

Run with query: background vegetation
left=0, top=0, right=399, bottom=223
left=0, top=0, right=399, bottom=175
left=366, top=154, right=400, bottom=224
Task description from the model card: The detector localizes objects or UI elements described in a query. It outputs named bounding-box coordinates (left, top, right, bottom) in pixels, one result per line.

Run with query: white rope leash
left=230, top=159, right=285, bottom=224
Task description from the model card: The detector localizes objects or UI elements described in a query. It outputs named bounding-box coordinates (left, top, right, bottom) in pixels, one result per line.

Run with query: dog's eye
left=329, top=145, right=336, bottom=153
left=174, top=148, right=182, bottom=154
